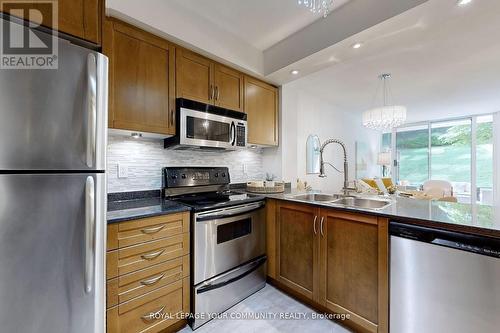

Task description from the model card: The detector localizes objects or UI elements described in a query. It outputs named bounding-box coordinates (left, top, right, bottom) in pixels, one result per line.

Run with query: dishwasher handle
left=390, top=221, right=500, bottom=259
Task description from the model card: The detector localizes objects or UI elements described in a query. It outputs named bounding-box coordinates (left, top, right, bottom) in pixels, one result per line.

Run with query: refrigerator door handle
left=85, top=176, right=95, bottom=294
left=86, top=54, right=97, bottom=168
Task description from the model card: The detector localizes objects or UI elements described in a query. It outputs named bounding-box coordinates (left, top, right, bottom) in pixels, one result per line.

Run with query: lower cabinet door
left=107, top=277, right=189, bottom=333
left=276, top=202, right=320, bottom=301
left=319, top=209, right=388, bottom=333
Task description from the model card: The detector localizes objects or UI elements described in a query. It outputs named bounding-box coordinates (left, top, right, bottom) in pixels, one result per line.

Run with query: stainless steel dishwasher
left=390, top=221, right=500, bottom=333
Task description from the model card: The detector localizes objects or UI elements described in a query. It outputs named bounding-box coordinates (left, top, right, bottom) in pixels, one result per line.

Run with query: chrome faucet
left=319, top=139, right=353, bottom=195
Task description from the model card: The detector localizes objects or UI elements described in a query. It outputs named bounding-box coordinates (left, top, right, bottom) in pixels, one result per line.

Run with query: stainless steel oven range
left=163, top=167, right=266, bottom=330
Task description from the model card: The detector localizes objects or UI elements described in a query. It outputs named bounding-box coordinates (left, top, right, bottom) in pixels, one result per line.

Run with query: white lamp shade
left=363, top=105, right=407, bottom=130
left=377, top=152, right=392, bottom=166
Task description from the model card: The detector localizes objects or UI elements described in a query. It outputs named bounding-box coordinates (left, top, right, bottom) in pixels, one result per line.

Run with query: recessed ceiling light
left=352, top=42, right=363, bottom=49
left=457, top=0, right=472, bottom=6
left=291, top=70, right=300, bottom=75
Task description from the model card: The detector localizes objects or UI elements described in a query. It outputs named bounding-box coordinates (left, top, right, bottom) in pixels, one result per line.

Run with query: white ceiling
left=280, top=0, right=500, bottom=122
left=167, top=0, right=351, bottom=50
left=106, top=0, right=418, bottom=77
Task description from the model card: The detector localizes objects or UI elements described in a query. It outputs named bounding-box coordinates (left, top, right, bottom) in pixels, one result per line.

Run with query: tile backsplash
left=107, top=135, right=264, bottom=193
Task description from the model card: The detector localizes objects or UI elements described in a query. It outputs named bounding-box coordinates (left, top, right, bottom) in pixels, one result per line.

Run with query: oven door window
left=217, top=218, right=252, bottom=244
left=186, top=116, right=230, bottom=142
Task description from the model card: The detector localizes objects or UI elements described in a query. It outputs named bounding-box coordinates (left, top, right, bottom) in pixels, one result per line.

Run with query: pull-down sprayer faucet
left=319, top=139, right=352, bottom=194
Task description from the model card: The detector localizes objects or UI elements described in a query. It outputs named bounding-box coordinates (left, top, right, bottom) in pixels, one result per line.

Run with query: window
left=396, top=125, right=429, bottom=185
left=431, top=119, right=472, bottom=201
left=384, top=114, right=495, bottom=205
left=476, top=115, right=493, bottom=204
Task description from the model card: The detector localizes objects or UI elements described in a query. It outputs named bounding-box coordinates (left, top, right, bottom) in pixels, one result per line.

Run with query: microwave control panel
left=236, top=124, right=246, bottom=147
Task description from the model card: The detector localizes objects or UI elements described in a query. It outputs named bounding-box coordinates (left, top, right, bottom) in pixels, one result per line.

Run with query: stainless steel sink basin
left=331, top=197, right=392, bottom=209
left=291, top=193, right=341, bottom=202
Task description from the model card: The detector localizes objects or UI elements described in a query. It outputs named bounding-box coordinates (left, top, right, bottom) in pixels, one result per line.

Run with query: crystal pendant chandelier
left=297, top=0, right=334, bottom=18
left=362, top=74, right=407, bottom=130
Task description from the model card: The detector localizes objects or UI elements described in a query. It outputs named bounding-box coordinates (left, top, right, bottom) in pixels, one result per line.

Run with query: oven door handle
left=196, top=255, right=267, bottom=294
left=196, top=202, right=264, bottom=222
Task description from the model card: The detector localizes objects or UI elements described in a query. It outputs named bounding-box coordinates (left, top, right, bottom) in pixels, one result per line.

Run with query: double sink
left=290, top=193, right=392, bottom=210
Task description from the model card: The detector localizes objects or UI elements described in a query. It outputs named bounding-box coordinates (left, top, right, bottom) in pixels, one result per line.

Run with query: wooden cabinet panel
left=276, top=202, right=320, bottom=301
left=319, top=210, right=388, bottom=333
left=266, top=199, right=277, bottom=279
left=176, top=48, right=213, bottom=104
left=107, top=255, right=189, bottom=309
left=107, top=233, right=189, bottom=280
left=244, top=77, right=279, bottom=146
left=0, top=0, right=101, bottom=44
left=214, top=64, right=243, bottom=111
left=107, top=277, right=189, bottom=333
left=104, top=18, right=175, bottom=135
left=110, top=212, right=189, bottom=249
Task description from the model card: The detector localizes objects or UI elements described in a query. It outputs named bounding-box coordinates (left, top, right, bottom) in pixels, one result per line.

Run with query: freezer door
left=0, top=18, right=108, bottom=171
left=0, top=173, right=106, bottom=333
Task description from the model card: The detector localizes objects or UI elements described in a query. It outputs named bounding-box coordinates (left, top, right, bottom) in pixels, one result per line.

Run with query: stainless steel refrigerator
left=0, top=17, right=108, bottom=333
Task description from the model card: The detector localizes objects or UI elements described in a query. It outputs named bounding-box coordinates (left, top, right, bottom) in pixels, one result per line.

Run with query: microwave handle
left=230, top=121, right=236, bottom=146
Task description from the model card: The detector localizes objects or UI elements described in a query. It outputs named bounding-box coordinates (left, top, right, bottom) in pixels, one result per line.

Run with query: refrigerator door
left=0, top=173, right=106, bottom=333
left=0, top=18, right=108, bottom=171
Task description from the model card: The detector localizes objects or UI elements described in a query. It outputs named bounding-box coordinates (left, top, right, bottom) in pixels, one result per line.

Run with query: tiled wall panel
left=107, top=135, right=264, bottom=193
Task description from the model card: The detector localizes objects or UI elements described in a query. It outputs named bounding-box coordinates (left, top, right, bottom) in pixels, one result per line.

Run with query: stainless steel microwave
left=164, top=98, right=247, bottom=150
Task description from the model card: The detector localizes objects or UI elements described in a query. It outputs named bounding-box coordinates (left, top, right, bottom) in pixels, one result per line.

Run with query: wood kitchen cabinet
left=214, top=64, right=244, bottom=111
left=244, top=76, right=279, bottom=146
left=176, top=48, right=213, bottom=105
left=270, top=201, right=388, bottom=333
left=276, top=202, right=320, bottom=301
left=319, top=209, right=388, bottom=333
left=106, top=212, right=190, bottom=333
left=104, top=18, right=176, bottom=135
left=0, top=0, right=101, bottom=44
left=176, top=49, right=244, bottom=111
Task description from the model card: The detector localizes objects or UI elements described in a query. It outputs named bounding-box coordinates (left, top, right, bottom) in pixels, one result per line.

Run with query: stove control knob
left=222, top=172, right=226, bottom=177
left=214, top=172, right=219, bottom=177
left=181, top=174, right=186, bottom=179
left=171, top=174, right=177, bottom=179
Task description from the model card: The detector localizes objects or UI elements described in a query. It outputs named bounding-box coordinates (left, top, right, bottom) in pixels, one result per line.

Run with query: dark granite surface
left=248, top=189, right=500, bottom=238
left=107, top=188, right=500, bottom=238
left=107, top=191, right=190, bottom=223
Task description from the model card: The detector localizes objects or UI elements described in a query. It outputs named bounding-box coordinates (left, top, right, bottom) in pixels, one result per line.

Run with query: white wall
left=263, top=80, right=380, bottom=192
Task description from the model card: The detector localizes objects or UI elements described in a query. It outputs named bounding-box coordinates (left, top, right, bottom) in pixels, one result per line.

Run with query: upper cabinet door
left=58, top=0, right=101, bottom=43
left=0, top=0, right=101, bottom=44
left=244, top=77, right=279, bottom=146
left=214, top=64, right=244, bottom=111
left=176, top=49, right=214, bottom=104
left=104, top=19, right=175, bottom=135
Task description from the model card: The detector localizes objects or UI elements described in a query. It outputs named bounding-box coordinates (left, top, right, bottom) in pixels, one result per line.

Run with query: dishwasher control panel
left=390, top=221, right=500, bottom=259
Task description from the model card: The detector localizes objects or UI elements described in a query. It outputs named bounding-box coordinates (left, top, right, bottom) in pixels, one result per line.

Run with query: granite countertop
left=107, top=191, right=190, bottom=223
left=107, top=188, right=500, bottom=238
left=250, top=189, right=500, bottom=238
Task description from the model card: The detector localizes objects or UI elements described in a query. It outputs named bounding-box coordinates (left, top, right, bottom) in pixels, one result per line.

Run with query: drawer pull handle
left=140, top=225, right=165, bottom=235
left=141, top=249, right=165, bottom=261
left=141, top=305, right=166, bottom=322
left=140, top=273, right=166, bottom=286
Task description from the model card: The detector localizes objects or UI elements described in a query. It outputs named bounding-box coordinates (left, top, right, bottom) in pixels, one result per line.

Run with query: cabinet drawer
left=107, top=233, right=189, bottom=279
left=107, top=212, right=189, bottom=250
left=107, top=255, right=189, bottom=308
left=107, top=277, right=189, bottom=333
